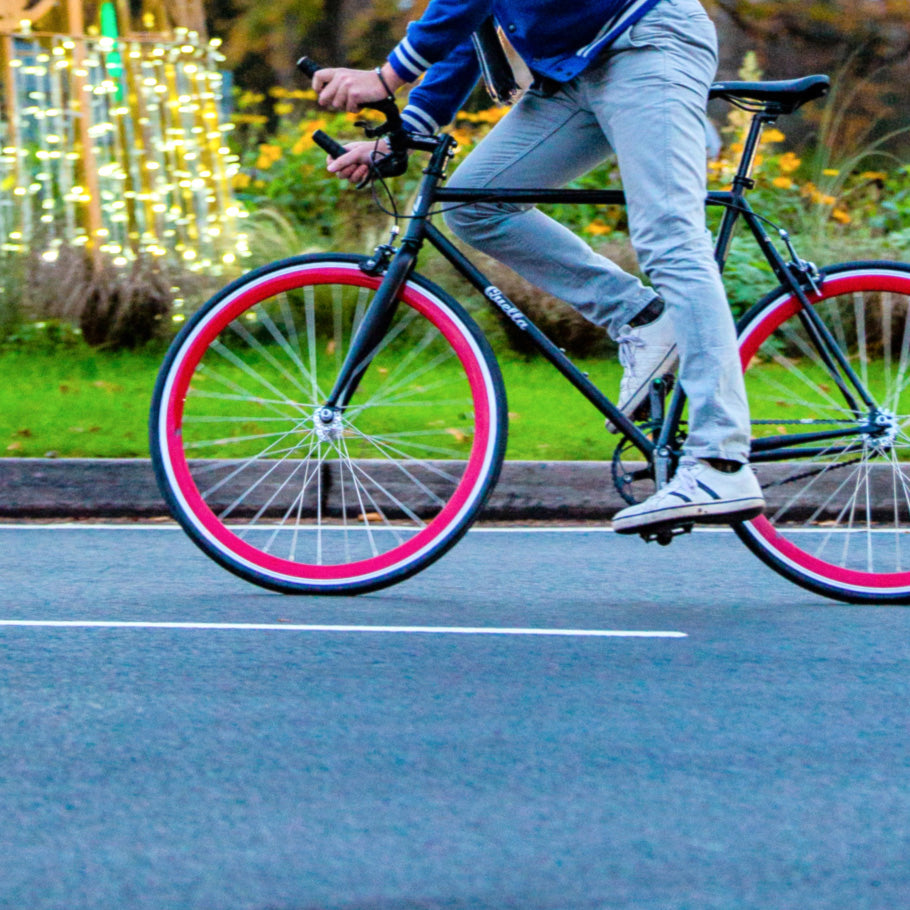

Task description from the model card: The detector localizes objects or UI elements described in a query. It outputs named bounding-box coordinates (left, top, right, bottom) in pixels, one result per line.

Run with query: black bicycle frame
left=323, top=124, right=880, bottom=465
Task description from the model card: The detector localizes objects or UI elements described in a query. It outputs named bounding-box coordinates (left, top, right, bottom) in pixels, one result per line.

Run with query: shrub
left=0, top=244, right=224, bottom=350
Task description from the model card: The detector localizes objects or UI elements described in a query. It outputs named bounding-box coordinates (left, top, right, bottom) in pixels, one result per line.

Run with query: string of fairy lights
left=1, top=24, right=247, bottom=272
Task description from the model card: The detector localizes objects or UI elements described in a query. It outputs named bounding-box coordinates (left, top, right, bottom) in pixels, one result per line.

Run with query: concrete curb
left=0, top=458, right=631, bottom=519
left=0, top=457, right=893, bottom=520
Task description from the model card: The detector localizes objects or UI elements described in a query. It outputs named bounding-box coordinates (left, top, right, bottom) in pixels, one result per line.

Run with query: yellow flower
left=777, top=151, right=802, bottom=174
left=449, top=127, right=474, bottom=148
left=860, top=171, right=887, bottom=181
left=772, top=176, right=793, bottom=190
left=232, top=114, right=268, bottom=126
left=232, top=172, right=251, bottom=189
left=274, top=102, right=294, bottom=116
left=763, top=128, right=786, bottom=144
left=823, top=168, right=840, bottom=177
left=298, top=117, right=327, bottom=134
left=291, top=134, right=314, bottom=155
left=820, top=194, right=836, bottom=206
left=832, top=208, right=852, bottom=224
left=473, top=107, right=509, bottom=123
left=255, top=143, right=283, bottom=170
left=238, top=91, right=265, bottom=108
left=584, top=219, right=612, bottom=236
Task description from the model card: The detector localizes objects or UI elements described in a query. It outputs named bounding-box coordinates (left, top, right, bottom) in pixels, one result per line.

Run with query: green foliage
left=0, top=346, right=164, bottom=458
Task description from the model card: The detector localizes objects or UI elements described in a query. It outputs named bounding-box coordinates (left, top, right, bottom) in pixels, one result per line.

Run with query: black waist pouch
left=471, top=17, right=521, bottom=105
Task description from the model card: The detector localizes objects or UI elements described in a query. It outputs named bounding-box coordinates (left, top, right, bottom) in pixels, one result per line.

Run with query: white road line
left=0, top=620, right=686, bottom=638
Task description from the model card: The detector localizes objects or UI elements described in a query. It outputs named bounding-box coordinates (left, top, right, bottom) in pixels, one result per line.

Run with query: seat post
left=732, top=111, right=774, bottom=194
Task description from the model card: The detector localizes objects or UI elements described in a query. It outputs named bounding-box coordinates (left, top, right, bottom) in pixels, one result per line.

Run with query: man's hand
left=326, top=139, right=391, bottom=186
left=312, top=65, right=405, bottom=113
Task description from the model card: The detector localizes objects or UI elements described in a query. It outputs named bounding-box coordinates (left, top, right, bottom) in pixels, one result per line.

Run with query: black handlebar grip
left=312, top=130, right=349, bottom=159
left=296, top=56, right=322, bottom=80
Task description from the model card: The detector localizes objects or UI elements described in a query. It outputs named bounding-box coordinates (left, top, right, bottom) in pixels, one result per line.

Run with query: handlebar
left=296, top=55, right=417, bottom=183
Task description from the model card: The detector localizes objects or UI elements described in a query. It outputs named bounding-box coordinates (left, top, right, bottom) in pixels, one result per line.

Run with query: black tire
left=736, top=261, right=910, bottom=604
left=150, top=254, right=508, bottom=594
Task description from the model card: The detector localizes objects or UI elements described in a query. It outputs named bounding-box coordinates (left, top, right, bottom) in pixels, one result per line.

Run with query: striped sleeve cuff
left=389, top=37, right=433, bottom=82
left=401, top=104, right=440, bottom=136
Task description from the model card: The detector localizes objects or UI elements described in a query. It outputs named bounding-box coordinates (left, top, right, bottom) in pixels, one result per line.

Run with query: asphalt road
left=1, top=525, right=908, bottom=910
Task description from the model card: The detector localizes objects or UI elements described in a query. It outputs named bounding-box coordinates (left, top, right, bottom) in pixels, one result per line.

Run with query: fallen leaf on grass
left=92, top=381, right=124, bottom=393
left=6, top=442, right=23, bottom=452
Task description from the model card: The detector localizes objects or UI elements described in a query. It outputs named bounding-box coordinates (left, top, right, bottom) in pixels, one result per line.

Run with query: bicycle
left=150, top=62, right=910, bottom=604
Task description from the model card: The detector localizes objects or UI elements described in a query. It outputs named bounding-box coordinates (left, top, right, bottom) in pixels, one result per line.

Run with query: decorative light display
left=0, top=4, right=247, bottom=273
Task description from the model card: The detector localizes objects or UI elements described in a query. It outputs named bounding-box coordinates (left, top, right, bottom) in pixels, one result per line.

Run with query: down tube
left=424, top=223, right=653, bottom=454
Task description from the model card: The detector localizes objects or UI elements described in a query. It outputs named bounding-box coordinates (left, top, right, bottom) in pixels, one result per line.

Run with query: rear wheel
left=150, top=254, right=507, bottom=594
left=737, top=261, right=910, bottom=603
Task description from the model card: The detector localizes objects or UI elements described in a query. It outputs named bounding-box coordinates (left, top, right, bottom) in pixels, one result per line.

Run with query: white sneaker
left=608, top=311, right=678, bottom=432
left=612, top=457, right=765, bottom=534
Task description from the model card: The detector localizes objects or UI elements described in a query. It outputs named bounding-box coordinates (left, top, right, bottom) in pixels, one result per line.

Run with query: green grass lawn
left=0, top=346, right=629, bottom=460
left=0, top=348, right=165, bottom=458
left=1, top=345, right=897, bottom=460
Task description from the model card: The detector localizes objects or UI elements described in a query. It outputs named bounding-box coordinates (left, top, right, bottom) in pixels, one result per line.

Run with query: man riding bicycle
left=311, top=0, right=765, bottom=535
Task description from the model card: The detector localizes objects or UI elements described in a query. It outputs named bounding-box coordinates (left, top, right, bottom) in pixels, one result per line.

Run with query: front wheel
left=150, top=254, right=507, bottom=594
left=737, top=261, right=910, bottom=604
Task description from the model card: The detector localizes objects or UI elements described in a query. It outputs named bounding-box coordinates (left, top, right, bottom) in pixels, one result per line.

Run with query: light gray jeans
left=443, top=0, right=751, bottom=461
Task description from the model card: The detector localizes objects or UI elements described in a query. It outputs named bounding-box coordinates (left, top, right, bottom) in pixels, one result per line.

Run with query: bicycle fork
left=317, top=244, right=418, bottom=423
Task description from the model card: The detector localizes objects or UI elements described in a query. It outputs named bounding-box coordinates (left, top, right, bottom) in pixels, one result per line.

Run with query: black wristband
left=374, top=66, right=395, bottom=100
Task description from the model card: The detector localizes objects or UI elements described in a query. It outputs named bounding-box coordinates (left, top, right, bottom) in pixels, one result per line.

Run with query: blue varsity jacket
left=388, top=0, right=665, bottom=135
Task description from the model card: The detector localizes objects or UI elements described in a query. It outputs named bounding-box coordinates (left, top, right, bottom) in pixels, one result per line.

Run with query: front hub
left=314, top=407, right=345, bottom=442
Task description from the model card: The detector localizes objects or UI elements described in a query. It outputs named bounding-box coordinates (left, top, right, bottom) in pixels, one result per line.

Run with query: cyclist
left=311, top=0, right=765, bottom=534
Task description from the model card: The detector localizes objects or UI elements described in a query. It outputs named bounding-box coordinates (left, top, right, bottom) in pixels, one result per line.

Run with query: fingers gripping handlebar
left=296, top=56, right=410, bottom=182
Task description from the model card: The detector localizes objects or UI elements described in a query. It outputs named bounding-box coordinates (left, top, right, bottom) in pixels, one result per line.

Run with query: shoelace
left=616, top=326, right=645, bottom=370
left=657, top=457, right=701, bottom=500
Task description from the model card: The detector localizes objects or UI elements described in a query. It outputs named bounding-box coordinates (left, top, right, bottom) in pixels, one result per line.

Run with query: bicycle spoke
left=153, top=258, right=504, bottom=592
left=738, top=265, right=910, bottom=601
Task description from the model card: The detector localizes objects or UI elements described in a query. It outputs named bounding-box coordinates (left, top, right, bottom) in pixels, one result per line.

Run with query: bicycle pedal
left=639, top=521, right=694, bottom=546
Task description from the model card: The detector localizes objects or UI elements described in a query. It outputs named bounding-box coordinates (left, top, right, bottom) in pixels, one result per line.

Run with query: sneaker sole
left=606, top=348, right=679, bottom=434
left=612, top=498, right=765, bottom=535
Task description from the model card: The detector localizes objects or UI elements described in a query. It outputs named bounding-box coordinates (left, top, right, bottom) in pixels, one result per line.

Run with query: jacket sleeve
left=400, top=37, right=480, bottom=135
left=388, top=0, right=493, bottom=83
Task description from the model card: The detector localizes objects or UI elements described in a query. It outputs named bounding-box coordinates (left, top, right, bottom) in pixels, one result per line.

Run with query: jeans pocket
left=624, top=0, right=718, bottom=89
left=628, top=0, right=716, bottom=52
